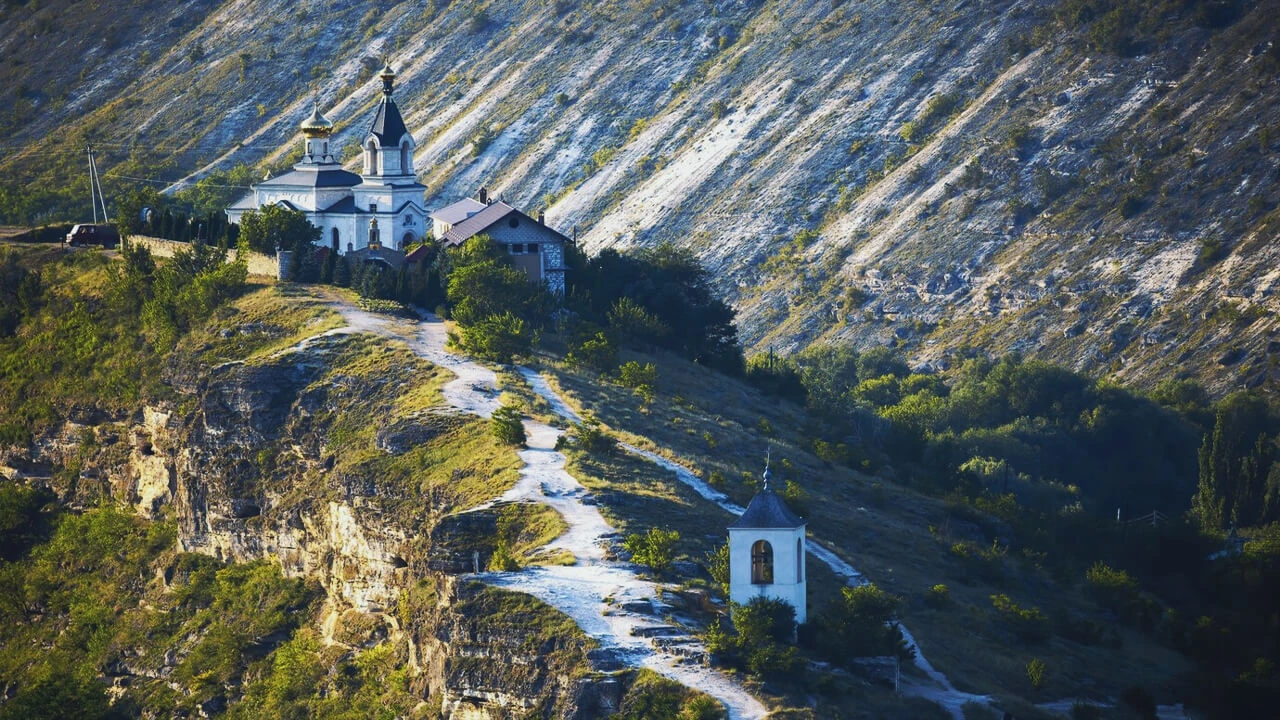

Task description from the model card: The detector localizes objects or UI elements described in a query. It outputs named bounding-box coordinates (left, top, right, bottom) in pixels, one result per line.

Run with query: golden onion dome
left=379, top=62, right=396, bottom=82
left=300, top=102, right=334, bottom=138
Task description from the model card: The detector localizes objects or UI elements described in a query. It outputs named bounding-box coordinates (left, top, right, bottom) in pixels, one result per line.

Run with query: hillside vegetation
left=0, top=0, right=1276, bottom=395
left=4, top=212, right=1280, bottom=717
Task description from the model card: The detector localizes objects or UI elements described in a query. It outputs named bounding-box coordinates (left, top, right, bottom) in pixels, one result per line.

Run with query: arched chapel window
left=751, top=540, right=773, bottom=585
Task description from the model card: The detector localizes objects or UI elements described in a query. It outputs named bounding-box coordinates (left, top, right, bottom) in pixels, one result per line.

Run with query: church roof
left=260, top=167, right=362, bottom=189
left=228, top=193, right=257, bottom=211
left=321, top=196, right=358, bottom=214
left=729, top=487, right=804, bottom=530
left=368, top=97, right=409, bottom=147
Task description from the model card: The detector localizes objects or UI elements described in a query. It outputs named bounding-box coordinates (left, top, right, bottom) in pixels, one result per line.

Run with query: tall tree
left=236, top=205, right=320, bottom=254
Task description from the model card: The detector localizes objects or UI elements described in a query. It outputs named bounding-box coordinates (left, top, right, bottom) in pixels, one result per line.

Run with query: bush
left=618, top=360, right=658, bottom=391
left=624, top=528, right=680, bottom=574
left=780, top=479, right=809, bottom=516
left=816, top=583, right=911, bottom=661
left=1119, top=193, right=1144, bottom=218
left=707, top=598, right=800, bottom=676
left=991, top=594, right=1051, bottom=644
left=705, top=543, right=729, bottom=596
left=453, top=312, right=531, bottom=362
left=491, top=404, right=526, bottom=446
left=1026, top=657, right=1046, bottom=689
left=924, top=584, right=951, bottom=609
left=558, top=418, right=617, bottom=455
left=566, top=331, right=618, bottom=373
left=732, top=597, right=800, bottom=675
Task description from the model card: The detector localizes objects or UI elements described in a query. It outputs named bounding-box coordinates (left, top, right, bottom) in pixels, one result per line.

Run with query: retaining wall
left=127, top=236, right=279, bottom=278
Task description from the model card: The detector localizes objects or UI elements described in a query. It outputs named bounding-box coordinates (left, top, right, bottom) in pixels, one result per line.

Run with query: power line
left=102, top=172, right=253, bottom=189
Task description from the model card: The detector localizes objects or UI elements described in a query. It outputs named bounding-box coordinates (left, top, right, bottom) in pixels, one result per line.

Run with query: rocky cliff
left=1, top=0, right=1275, bottom=395
left=0, top=306, right=607, bottom=717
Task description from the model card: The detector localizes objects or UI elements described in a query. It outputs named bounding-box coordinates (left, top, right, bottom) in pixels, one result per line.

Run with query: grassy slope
left=524, top=346, right=1190, bottom=713
left=3, top=2, right=1278, bottom=399
left=0, top=246, right=585, bottom=716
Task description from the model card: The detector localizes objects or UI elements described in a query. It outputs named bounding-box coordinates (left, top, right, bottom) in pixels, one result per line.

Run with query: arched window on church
left=331, top=228, right=340, bottom=252
left=365, top=140, right=378, bottom=175
left=797, top=538, right=803, bottom=582
left=751, top=540, right=773, bottom=585
left=400, top=141, right=410, bottom=175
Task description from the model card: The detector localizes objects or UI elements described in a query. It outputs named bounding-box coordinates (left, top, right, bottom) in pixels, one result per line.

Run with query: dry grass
left=532, top=344, right=1191, bottom=706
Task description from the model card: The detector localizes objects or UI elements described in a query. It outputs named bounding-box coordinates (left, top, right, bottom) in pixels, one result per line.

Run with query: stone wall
left=127, top=235, right=279, bottom=278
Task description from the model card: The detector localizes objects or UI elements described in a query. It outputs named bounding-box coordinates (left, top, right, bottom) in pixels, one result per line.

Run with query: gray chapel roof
left=729, top=486, right=804, bottom=529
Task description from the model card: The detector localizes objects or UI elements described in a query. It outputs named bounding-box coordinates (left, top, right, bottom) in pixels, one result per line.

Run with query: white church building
left=728, top=466, right=807, bottom=624
left=226, top=63, right=427, bottom=253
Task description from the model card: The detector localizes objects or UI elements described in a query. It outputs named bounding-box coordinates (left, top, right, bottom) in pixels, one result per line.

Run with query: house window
left=528, top=243, right=539, bottom=254
left=751, top=540, right=773, bottom=585
left=511, top=243, right=524, bottom=254
left=508, top=217, right=519, bottom=228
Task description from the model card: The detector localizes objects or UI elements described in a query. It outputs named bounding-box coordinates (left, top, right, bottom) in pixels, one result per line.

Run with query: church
left=226, top=63, right=428, bottom=254
left=728, top=464, right=807, bottom=624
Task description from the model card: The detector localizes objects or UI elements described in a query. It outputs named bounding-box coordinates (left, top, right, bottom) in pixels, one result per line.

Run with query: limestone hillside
left=2, top=0, right=1278, bottom=394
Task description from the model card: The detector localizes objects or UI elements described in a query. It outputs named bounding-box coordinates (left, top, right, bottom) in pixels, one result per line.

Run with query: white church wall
left=728, top=526, right=807, bottom=624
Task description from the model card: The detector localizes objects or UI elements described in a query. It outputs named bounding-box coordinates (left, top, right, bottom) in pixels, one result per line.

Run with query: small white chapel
left=728, top=464, right=808, bottom=624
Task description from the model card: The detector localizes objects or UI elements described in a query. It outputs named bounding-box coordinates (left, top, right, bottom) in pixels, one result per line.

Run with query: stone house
left=436, top=191, right=569, bottom=294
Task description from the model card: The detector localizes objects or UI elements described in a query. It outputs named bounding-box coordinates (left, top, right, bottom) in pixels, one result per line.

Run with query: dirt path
left=322, top=299, right=767, bottom=720
left=615, top=444, right=990, bottom=718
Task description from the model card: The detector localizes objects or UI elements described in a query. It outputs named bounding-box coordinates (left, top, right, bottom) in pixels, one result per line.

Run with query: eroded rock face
left=0, top=333, right=603, bottom=718
left=407, top=578, right=617, bottom=720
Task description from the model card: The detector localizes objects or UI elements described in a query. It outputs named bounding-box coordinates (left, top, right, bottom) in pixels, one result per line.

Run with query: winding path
left=618, top=446, right=990, bottom=718
left=326, top=300, right=767, bottom=720
left=323, top=296, right=984, bottom=718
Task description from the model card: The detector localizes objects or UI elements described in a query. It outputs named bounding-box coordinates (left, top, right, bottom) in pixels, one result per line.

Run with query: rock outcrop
left=0, top=328, right=603, bottom=717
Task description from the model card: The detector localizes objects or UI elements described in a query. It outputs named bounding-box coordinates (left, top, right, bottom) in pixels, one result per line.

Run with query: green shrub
left=924, top=584, right=951, bottom=609
left=731, top=597, right=800, bottom=675
left=565, top=331, right=618, bottom=373
left=453, top=312, right=531, bottom=362
left=489, top=543, right=520, bottom=571
left=1119, top=193, right=1144, bottom=218
left=624, top=527, right=680, bottom=574
left=558, top=418, right=617, bottom=455
left=1026, top=657, right=1046, bottom=689
left=1197, top=236, right=1227, bottom=267
left=991, top=594, right=1051, bottom=644
left=491, top=404, right=526, bottom=446
left=705, top=543, right=729, bottom=596
left=816, top=583, right=911, bottom=661
left=618, top=360, right=658, bottom=392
